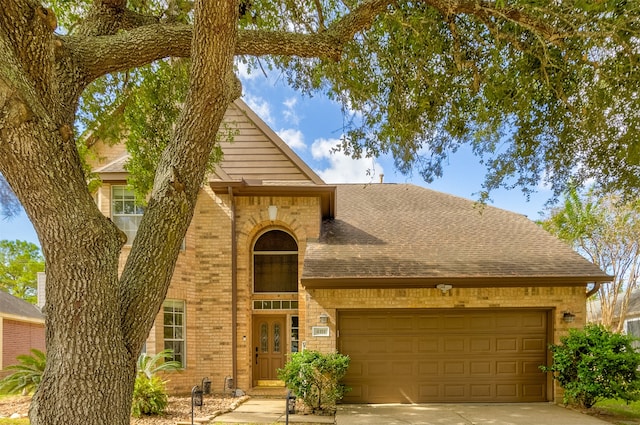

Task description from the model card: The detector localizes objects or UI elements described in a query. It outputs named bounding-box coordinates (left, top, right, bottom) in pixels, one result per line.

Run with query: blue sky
left=0, top=66, right=555, bottom=246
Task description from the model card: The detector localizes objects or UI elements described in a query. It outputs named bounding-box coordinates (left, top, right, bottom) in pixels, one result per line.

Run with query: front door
left=252, top=315, right=286, bottom=385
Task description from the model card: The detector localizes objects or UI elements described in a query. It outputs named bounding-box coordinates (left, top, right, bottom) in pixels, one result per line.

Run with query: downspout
left=228, top=186, right=237, bottom=390
left=586, top=282, right=600, bottom=298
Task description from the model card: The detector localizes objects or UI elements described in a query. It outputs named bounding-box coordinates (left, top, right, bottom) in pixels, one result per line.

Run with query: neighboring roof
left=302, top=184, right=612, bottom=288
left=0, top=290, right=43, bottom=322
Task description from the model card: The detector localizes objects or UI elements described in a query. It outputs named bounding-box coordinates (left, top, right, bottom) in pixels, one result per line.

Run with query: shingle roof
left=302, top=184, right=610, bottom=286
left=0, top=290, right=44, bottom=321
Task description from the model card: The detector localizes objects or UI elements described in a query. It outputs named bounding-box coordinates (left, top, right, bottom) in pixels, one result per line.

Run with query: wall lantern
left=319, top=313, right=329, bottom=324
left=268, top=205, right=278, bottom=221
left=562, top=311, right=576, bottom=323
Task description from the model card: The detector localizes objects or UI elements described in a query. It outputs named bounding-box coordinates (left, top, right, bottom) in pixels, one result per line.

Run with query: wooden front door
left=252, top=315, right=286, bottom=384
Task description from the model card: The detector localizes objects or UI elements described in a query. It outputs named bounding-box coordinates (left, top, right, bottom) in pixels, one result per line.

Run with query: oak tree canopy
left=0, top=1, right=638, bottom=424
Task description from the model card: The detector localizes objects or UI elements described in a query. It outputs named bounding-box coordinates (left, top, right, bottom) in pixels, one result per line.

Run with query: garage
left=338, top=309, right=550, bottom=403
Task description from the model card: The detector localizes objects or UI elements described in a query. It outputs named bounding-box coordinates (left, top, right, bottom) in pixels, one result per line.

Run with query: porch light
left=319, top=313, right=329, bottom=324
left=268, top=205, right=278, bottom=221
left=562, top=311, right=576, bottom=323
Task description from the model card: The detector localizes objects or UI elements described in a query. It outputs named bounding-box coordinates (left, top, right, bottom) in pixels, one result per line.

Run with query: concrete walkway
left=212, top=398, right=615, bottom=425
left=336, top=403, right=613, bottom=425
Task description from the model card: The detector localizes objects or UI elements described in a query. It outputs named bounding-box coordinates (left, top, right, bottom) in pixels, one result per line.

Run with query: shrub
left=0, top=349, right=46, bottom=395
left=540, top=324, right=640, bottom=408
left=131, top=349, right=181, bottom=417
left=131, top=375, right=168, bottom=417
left=278, top=350, right=350, bottom=412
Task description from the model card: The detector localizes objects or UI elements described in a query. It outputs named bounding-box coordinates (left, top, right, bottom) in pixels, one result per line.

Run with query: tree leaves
left=0, top=240, right=45, bottom=304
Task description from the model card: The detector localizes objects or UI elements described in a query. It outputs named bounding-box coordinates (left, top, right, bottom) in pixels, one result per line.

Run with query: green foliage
left=131, top=349, right=181, bottom=417
left=0, top=240, right=45, bottom=304
left=540, top=324, right=640, bottom=408
left=540, top=188, right=640, bottom=331
left=131, top=375, right=168, bottom=417
left=278, top=350, right=350, bottom=412
left=136, top=349, right=182, bottom=380
left=0, top=349, right=46, bottom=395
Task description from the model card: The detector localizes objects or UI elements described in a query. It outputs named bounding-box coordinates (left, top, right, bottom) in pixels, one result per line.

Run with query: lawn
left=0, top=419, right=28, bottom=425
left=592, top=399, right=640, bottom=424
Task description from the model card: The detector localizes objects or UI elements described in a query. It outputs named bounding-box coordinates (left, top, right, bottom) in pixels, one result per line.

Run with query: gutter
left=228, top=186, right=237, bottom=390
left=586, top=282, right=601, bottom=298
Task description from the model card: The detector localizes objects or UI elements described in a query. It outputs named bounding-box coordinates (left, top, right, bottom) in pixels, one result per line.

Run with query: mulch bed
left=0, top=393, right=240, bottom=424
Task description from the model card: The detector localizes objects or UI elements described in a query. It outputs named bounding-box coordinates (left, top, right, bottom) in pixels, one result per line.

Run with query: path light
left=191, top=385, right=203, bottom=425
left=202, top=377, right=211, bottom=395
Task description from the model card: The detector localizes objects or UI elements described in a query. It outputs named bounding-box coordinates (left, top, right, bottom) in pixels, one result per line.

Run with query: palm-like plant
left=0, top=348, right=46, bottom=395
left=136, top=349, right=182, bottom=379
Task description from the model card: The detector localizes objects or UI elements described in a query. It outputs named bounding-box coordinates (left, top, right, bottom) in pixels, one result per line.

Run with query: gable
left=93, top=99, right=325, bottom=187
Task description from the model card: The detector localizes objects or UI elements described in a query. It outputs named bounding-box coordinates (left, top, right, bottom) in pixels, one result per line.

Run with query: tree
left=540, top=188, right=640, bottom=331
left=0, top=240, right=45, bottom=304
left=0, top=1, right=638, bottom=424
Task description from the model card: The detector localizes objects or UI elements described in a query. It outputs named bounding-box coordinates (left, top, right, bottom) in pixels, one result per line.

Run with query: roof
left=0, top=290, right=44, bottom=321
left=302, top=184, right=611, bottom=288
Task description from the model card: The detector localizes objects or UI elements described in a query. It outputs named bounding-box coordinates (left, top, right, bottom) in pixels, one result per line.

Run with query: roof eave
left=210, top=180, right=336, bottom=219
left=301, top=275, right=613, bottom=290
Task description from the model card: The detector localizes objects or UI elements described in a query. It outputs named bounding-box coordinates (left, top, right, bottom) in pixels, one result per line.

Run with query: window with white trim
left=111, top=186, right=144, bottom=245
left=163, top=300, right=185, bottom=367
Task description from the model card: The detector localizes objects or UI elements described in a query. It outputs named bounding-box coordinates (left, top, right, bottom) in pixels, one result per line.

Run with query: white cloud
left=277, top=128, right=306, bottom=150
left=282, top=97, right=299, bottom=125
left=311, top=138, right=384, bottom=184
left=243, top=94, right=274, bottom=125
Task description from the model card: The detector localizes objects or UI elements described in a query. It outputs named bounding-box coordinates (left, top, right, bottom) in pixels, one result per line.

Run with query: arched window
left=253, top=230, right=298, bottom=293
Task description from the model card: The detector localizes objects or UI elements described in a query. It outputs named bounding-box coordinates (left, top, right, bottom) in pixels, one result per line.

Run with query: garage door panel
left=339, top=309, right=549, bottom=403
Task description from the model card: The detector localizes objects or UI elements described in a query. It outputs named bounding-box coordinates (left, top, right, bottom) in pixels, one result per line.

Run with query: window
left=111, top=186, right=144, bottom=245
left=163, top=300, right=185, bottom=367
left=626, top=318, right=640, bottom=350
left=291, top=316, right=299, bottom=353
left=253, top=230, right=298, bottom=293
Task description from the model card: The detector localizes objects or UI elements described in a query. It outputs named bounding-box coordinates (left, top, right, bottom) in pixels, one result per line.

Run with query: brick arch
left=238, top=213, right=308, bottom=253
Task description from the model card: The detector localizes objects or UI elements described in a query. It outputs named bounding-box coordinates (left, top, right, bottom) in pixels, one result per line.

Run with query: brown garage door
left=338, top=309, right=549, bottom=403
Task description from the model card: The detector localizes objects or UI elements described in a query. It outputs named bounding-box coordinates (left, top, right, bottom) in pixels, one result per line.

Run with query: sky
left=0, top=65, right=556, bottom=247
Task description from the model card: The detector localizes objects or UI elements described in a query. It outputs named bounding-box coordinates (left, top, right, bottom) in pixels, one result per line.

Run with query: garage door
left=338, top=309, right=549, bottom=403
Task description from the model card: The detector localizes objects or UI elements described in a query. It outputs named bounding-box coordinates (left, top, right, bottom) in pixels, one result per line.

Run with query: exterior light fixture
left=268, top=205, right=278, bottom=221
left=436, top=283, right=453, bottom=294
left=562, top=311, right=576, bottom=323
left=319, top=313, right=329, bottom=324
left=202, top=377, right=211, bottom=395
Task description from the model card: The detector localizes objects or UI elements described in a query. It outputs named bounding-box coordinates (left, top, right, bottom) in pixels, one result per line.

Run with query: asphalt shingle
left=302, top=184, right=609, bottom=284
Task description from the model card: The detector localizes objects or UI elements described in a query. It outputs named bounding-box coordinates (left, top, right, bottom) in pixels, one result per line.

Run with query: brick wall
left=1, top=319, right=45, bottom=375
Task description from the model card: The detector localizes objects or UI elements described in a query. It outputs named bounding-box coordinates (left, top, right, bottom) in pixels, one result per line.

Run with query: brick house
left=90, top=99, right=609, bottom=403
left=0, top=290, right=45, bottom=376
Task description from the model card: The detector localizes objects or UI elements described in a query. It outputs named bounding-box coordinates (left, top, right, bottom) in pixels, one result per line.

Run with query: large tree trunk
left=0, top=1, right=239, bottom=424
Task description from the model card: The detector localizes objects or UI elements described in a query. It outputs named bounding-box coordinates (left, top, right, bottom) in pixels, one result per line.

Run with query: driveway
left=336, top=403, right=612, bottom=425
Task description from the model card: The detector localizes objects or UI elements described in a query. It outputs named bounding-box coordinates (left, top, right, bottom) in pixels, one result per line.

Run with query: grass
left=594, top=399, right=640, bottom=420
left=0, top=419, right=29, bottom=425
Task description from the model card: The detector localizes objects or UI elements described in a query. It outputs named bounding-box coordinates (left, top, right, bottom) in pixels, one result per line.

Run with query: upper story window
left=111, top=186, right=144, bottom=245
left=253, top=230, right=298, bottom=293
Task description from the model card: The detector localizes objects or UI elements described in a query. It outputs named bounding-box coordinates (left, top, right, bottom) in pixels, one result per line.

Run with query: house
left=90, top=98, right=610, bottom=403
left=0, top=290, right=45, bottom=376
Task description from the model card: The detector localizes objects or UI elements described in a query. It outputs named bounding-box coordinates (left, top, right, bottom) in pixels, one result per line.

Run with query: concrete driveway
left=336, top=403, right=612, bottom=425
